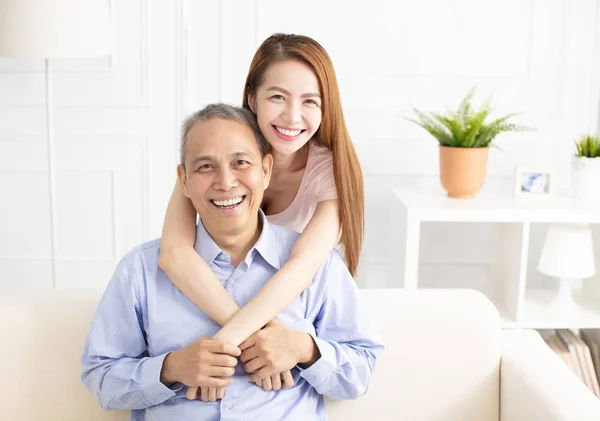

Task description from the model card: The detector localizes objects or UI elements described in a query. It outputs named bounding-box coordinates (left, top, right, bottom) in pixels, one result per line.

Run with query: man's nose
left=215, top=168, right=238, bottom=191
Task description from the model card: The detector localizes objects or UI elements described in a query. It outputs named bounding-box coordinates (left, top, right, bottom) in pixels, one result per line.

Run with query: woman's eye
left=271, top=94, right=284, bottom=101
left=305, top=99, right=320, bottom=106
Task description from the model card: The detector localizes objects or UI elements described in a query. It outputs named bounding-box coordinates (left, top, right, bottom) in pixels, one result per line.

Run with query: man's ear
left=177, top=164, right=190, bottom=197
left=262, top=153, right=273, bottom=191
left=247, top=93, right=256, bottom=114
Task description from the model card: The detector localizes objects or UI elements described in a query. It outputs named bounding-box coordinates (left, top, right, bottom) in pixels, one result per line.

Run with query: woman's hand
left=251, top=370, right=295, bottom=391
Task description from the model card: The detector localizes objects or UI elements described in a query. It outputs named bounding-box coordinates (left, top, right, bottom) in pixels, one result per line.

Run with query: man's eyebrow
left=189, top=155, right=213, bottom=167
left=232, top=150, right=257, bottom=159
left=266, top=86, right=320, bottom=98
left=189, top=150, right=256, bottom=166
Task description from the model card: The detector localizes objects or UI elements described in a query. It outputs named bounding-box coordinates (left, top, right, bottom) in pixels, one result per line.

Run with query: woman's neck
left=271, top=143, right=310, bottom=175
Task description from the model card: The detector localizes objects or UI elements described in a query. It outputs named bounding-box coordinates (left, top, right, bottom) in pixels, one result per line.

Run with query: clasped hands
left=161, top=319, right=313, bottom=402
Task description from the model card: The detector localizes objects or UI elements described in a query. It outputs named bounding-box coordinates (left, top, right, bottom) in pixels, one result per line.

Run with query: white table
left=389, top=186, right=600, bottom=329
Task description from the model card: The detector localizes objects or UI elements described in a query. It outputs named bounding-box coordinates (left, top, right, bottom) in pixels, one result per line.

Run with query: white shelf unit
left=388, top=186, right=600, bottom=329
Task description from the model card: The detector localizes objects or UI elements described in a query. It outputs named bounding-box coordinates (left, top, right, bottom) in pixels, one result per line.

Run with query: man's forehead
left=187, top=119, right=260, bottom=161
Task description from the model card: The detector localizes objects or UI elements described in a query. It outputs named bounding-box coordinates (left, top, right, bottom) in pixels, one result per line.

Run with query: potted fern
left=406, top=88, right=531, bottom=198
left=572, top=134, right=600, bottom=202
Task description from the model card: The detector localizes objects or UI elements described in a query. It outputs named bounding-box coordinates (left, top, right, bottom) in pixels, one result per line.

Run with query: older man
left=81, top=104, right=383, bottom=421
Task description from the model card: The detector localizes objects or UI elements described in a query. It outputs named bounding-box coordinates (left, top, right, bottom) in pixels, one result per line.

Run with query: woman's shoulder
left=307, top=142, right=334, bottom=178
left=304, top=142, right=337, bottom=198
left=309, top=141, right=333, bottom=164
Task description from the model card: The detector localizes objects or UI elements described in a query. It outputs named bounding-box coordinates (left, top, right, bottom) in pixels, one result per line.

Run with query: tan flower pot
left=439, top=145, right=489, bottom=198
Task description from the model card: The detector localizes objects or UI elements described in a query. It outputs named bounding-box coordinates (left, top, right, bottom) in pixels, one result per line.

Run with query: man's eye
left=235, top=160, right=250, bottom=167
left=196, top=164, right=212, bottom=171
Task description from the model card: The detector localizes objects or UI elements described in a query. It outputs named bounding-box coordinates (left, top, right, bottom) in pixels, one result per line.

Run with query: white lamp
left=537, top=223, right=596, bottom=314
left=0, top=0, right=111, bottom=287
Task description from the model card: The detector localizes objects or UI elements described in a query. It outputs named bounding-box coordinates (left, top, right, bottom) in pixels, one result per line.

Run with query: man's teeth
left=213, top=197, right=243, bottom=207
left=275, top=126, right=302, bottom=137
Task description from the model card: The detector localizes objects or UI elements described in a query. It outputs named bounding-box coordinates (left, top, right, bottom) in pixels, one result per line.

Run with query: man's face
left=178, top=119, right=273, bottom=237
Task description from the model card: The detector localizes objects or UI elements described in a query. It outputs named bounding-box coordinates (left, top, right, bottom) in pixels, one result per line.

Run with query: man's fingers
left=238, top=336, right=256, bottom=351
left=244, top=357, right=265, bottom=374
left=239, top=346, right=259, bottom=363
left=192, top=375, right=233, bottom=388
left=255, top=365, right=274, bottom=381
left=281, top=370, right=295, bottom=388
left=206, top=376, right=233, bottom=388
left=186, top=387, right=198, bottom=400
left=216, top=387, right=225, bottom=400
left=206, top=340, right=241, bottom=356
left=211, top=353, right=239, bottom=368
left=271, top=373, right=282, bottom=391
left=262, top=375, right=273, bottom=391
left=208, top=365, right=236, bottom=378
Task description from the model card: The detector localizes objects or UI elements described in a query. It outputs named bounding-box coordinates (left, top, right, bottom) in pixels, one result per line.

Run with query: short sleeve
left=311, top=147, right=338, bottom=203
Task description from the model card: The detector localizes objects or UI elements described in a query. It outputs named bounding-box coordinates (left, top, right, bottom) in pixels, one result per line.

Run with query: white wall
left=1, top=0, right=599, bottom=290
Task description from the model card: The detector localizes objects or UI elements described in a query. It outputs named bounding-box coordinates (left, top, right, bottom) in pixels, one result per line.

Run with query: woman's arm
left=213, top=199, right=340, bottom=345
left=158, top=180, right=240, bottom=326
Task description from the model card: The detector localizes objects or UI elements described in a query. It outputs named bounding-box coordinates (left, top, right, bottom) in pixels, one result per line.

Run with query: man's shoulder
left=120, top=238, right=162, bottom=267
left=268, top=222, right=301, bottom=242
left=266, top=223, right=301, bottom=261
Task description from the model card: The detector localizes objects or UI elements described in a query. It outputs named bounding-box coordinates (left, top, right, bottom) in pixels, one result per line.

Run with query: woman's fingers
left=261, top=375, right=273, bottom=391
left=271, top=373, right=282, bottom=391
left=186, top=387, right=198, bottom=400
left=281, top=370, right=295, bottom=388
left=200, top=386, right=209, bottom=402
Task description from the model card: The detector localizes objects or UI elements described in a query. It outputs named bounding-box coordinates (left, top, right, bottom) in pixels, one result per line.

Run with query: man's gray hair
left=180, top=103, right=270, bottom=168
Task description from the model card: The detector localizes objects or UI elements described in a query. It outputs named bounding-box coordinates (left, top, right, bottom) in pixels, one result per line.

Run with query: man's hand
left=239, top=320, right=320, bottom=383
left=160, top=336, right=240, bottom=400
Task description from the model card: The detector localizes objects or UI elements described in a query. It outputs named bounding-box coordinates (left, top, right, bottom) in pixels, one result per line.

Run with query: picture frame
left=513, top=165, right=556, bottom=198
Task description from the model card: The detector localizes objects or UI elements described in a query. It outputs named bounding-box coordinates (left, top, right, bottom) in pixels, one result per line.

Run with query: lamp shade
left=537, top=223, right=596, bottom=279
left=0, top=0, right=111, bottom=58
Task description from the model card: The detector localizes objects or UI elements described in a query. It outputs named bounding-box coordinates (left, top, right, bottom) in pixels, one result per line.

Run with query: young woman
left=159, top=33, right=364, bottom=401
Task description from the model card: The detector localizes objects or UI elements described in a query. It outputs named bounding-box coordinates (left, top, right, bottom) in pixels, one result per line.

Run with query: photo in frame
left=513, top=165, right=556, bottom=198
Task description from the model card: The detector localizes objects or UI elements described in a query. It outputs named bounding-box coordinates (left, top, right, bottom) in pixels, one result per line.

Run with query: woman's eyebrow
left=266, top=86, right=320, bottom=98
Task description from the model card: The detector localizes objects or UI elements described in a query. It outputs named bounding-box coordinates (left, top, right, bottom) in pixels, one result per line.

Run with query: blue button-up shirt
left=81, top=212, right=383, bottom=421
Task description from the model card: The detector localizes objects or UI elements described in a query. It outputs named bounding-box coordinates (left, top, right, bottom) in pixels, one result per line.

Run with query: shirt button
left=227, top=403, right=233, bottom=409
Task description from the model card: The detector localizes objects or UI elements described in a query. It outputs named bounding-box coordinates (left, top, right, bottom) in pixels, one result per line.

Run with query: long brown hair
left=242, top=33, right=364, bottom=276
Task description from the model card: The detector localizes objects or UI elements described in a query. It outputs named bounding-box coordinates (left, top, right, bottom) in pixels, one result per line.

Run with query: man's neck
left=206, top=216, right=262, bottom=267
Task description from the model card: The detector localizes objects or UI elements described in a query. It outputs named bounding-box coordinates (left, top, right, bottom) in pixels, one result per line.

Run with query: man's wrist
left=160, top=352, right=178, bottom=385
left=297, top=332, right=320, bottom=368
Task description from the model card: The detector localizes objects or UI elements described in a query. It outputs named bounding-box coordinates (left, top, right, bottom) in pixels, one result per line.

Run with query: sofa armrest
left=500, top=329, right=600, bottom=421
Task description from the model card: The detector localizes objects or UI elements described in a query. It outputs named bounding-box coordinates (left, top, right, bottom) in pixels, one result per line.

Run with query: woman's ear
left=247, top=93, right=256, bottom=114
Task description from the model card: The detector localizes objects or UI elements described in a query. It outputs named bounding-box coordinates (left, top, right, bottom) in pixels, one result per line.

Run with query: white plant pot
left=571, top=156, right=600, bottom=202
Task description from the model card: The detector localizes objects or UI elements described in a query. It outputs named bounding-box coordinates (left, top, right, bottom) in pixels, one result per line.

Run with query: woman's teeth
left=213, top=197, right=243, bottom=207
left=275, top=126, right=302, bottom=137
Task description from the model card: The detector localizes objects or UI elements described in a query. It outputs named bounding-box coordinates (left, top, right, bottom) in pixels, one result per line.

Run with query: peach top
left=266, top=142, right=338, bottom=232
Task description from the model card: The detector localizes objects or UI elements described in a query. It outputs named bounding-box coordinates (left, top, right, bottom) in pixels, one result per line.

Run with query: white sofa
left=1, top=288, right=599, bottom=421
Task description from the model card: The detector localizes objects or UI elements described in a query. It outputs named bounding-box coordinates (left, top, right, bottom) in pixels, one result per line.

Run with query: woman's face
left=250, top=59, right=322, bottom=156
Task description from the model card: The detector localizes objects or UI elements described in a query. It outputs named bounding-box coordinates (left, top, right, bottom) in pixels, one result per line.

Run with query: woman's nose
left=283, top=101, right=302, bottom=124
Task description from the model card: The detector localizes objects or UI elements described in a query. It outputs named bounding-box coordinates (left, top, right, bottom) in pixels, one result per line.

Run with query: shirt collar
left=194, top=209, right=282, bottom=270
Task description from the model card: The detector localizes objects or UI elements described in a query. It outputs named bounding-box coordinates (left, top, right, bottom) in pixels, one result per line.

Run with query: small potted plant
left=406, top=88, right=531, bottom=198
left=572, top=134, right=600, bottom=202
